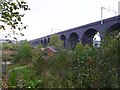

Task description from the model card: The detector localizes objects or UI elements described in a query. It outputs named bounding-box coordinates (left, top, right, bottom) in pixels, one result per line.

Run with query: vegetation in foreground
left=2, top=31, right=120, bottom=88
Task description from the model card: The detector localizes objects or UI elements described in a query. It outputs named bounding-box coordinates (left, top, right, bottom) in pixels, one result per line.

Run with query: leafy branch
left=0, top=0, right=30, bottom=40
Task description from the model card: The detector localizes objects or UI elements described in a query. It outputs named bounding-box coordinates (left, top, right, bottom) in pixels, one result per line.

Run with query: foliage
left=8, top=66, right=41, bottom=88
left=0, top=0, right=30, bottom=39
left=32, top=51, right=45, bottom=76
left=33, top=30, right=119, bottom=88
left=72, top=43, right=99, bottom=88
left=49, top=34, right=63, bottom=48
left=33, top=48, right=75, bottom=88
left=2, top=43, right=15, bottom=50
left=7, top=30, right=120, bottom=88
left=2, top=43, right=16, bottom=61
left=32, top=43, right=46, bottom=75
left=98, top=31, right=120, bottom=88
left=14, top=40, right=32, bottom=65
left=33, top=44, right=44, bottom=55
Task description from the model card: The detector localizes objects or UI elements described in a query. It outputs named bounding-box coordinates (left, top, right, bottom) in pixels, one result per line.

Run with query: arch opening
left=48, top=38, right=50, bottom=43
left=81, top=29, right=100, bottom=46
left=106, top=23, right=120, bottom=37
left=107, top=23, right=120, bottom=33
left=41, top=40, right=43, bottom=44
left=60, top=35, right=66, bottom=47
left=44, top=39, right=47, bottom=47
left=103, top=23, right=120, bottom=42
left=40, top=40, right=43, bottom=46
left=68, top=32, right=79, bottom=49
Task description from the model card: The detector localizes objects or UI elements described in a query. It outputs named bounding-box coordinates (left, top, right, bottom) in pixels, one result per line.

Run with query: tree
left=2, top=43, right=14, bottom=50
left=32, top=44, right=46, bottom=75
left=73, top=43, right=100, bottom=88
left=98, top=31, right=120, bottom=88
left=14, top=40, right=32, bottom=65
left=49, top=34, right=63, bottom=48
left=32, top=43, right=44, bottom=58
left=0, top=0, right=30, bottom=39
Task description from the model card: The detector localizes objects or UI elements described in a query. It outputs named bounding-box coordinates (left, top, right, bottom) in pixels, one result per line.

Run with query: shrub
left=98, top=31, right=120, bottom=88
left=8, top=67, right=41, bottom=88
left=14, top=40, right=32, bottom=65
left=32, top=31, right=120, bottom=88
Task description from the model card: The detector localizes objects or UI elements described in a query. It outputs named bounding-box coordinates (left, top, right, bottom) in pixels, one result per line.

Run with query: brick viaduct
left=29, top=15, right=120, bottom=48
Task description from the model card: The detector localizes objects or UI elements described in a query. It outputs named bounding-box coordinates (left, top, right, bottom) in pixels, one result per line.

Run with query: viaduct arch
left=81, top=29, right=98, bottom=45
left=68, top=32, right=79, bottom=49
left=60, top=35, right=66, bottom=47
left=29, top=16, right=120, bottom=48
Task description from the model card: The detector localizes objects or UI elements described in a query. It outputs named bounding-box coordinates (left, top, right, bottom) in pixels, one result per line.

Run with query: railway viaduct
left=29, top=15, right=120, bottom=48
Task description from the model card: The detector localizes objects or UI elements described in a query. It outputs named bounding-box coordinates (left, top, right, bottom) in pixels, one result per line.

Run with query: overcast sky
left=1, top=0, right=120, bottom=40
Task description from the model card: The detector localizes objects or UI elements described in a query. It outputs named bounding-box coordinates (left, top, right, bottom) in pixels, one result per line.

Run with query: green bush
left=13, top=31, right=119, bottom=88
left=14, top=40, right=32, bottom=65
left=98, top=31, right=120, bottom=88
left=48, top=34, right=64, bottom=48
left=8, top=67, right=41, bottom=88
left=2, top=43, right=16, bottom=50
